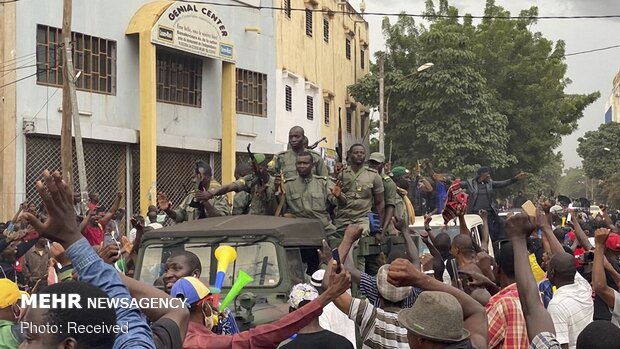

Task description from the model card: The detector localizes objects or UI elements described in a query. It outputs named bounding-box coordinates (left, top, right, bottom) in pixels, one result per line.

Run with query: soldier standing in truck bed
left=274, top=126, right=328, bottom=180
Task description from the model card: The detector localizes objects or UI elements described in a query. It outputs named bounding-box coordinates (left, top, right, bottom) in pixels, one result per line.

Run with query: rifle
left=275, top=170, right=286, bottom=217
left=247, top=143, right=267, bottom=198
left=308, top=137, right=327, bottom=150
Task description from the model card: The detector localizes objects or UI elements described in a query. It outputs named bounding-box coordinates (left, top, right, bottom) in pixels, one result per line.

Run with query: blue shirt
left=66, top=238, right=155, bottom=349
left=436, top=182, right=447, bottom=213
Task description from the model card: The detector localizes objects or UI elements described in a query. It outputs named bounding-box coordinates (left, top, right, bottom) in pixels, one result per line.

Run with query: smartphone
left=522, top=200, right=537, bottom=217
left=331, top=248, right=342, bottom=273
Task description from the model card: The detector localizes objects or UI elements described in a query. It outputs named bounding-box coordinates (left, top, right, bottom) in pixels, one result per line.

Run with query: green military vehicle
left=134, top=215, right=414, bottom=330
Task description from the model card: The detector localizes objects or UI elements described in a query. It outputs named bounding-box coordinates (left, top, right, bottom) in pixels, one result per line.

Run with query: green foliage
left=557, top=167, right=589, bottom=199
left=577, top=122, right=620, bottom=180
left=349, top=0, right=599, bottom=182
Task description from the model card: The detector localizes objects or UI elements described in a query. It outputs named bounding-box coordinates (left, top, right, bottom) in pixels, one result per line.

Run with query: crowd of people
left=2, top=125, right=620, bottom=349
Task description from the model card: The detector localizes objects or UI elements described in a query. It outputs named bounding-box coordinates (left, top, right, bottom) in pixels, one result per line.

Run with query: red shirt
left=83, top=223, right=104, bottom=246
left=183, top=298, right=323, bottom=349
left=486, top=283, right=529, bottom=349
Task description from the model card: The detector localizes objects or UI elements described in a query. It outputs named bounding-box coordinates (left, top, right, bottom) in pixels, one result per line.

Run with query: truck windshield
left=138, top=241, right=280, bottom=288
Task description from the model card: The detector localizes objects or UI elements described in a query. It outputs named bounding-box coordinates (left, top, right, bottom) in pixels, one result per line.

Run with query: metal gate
left=25, top=135, right=128, bottom=211
left=131, top=146, right=222, bottom=215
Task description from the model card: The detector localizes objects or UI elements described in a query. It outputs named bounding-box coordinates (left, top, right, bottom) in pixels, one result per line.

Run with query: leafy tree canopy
left=577, top=122, right=620, bottom=180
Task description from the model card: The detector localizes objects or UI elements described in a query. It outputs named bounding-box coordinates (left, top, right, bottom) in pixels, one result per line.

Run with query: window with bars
left=156, top=49, right=203, bottom=107
left=361, top=49, right=365, bottom=69
left=345, top=38, right=351, bottom=60
left=324, top=101, right=330, bottom=125
left=283, top=0, right=291, bottom=18
left=236, top=68, right=267, bottom=117
left=285, top=85, right=292, bottom=112
left=323, top=18, right=329, bottom=43
left=305, top=8, right=313, bottom=37
left=306, top=96, right=314, bottom=120
left=36, top=24, right=117, bottom=94
left=346, top=109, right=352, bottom=134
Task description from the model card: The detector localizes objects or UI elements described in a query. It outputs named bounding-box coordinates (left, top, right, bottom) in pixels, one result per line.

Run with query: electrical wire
left=176, top=0, right=620, bottom=21
left=565, top=44, right=620, bottom=57
left=0, top=69, right=43, bottom=89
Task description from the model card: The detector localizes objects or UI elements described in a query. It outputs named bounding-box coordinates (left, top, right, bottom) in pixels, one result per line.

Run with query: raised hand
left=387, top=258, right=422, bottom=287
left=317, top=239, right=332, bottom=265
left=21, top=170, right=81, bottom=248
left=478, top=209, right=488, bottom=220
left=330, top=181, right=342, bottom=198
left=98, top=243, right=121, bottom=265
left=157, top=192, right=171, bottom=211
left=594, top=228, right=610, bottom=246
left=514, top=171, right=528, bottom=180
left=504, top=213, right=536, bottom=240
left=392, top=216, right=406, bottom=232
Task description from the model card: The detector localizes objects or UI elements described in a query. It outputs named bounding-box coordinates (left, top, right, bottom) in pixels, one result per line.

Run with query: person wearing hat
left=274, top=126, right=329, bottom=180
left=368, top=152, right=399, bottom=235
left=333, top=144, right=385, bottom=240
left=201, top=153, right=277, bottom=215
left=280, top=283, right=353, bottom=349
left=172, top=262, right=352, bottom=349
left=460, top=167, right=527, bottom=241
left=309, top=270, right=357, bottom=348
left=158, top=160, right=230, bottom=222
left=232, top=163, right=253, bottom=215
left=0, top=279, right=22, bottom=348
left=391, top=166, right=417, bottom=227
left=281, top=151, right=346, bottom=235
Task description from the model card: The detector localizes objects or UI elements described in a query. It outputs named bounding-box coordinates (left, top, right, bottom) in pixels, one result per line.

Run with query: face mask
left=202, top=302, right=217, bottom=331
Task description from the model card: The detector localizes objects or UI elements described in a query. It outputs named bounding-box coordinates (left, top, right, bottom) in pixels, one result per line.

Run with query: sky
left=351, top=0, right=620, bottom=170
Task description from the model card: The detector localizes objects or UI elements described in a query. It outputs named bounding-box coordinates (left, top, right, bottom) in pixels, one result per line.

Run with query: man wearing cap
left=202, top=153, right=276, bottom=215
left=281, top=152, right=346, bottom=235
left=280, top=283, right=353, bottom=349
left=333, top=144, right=385, bottom=239
left=309, top=270, right=357, bottom=348
left=158, top=160, right=230, bottom=222
left=275, top=126, right=329, bottom=180
left=171, top=266, right=352, bottom=349
left=368, top=152, right=399, bottom=234
left=0, top=279, right=22, bottom=348
left=592, top=229, right=620, bottom=327
left=460, top=167, right=527, bottom=241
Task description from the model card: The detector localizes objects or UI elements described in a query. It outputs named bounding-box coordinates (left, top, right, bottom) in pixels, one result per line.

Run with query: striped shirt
left=547, top=273, right=593, bottom=349
left=359, top=272, right=422, bottom=308
left=348, top=298, right=409, bottom=349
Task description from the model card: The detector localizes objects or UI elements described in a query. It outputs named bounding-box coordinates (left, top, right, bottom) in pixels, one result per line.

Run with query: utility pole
left=61, top=0, right=88, bottom=210
left=60, top=0, right=73, bottom=185
left=378, top=54, right=385, bottom=155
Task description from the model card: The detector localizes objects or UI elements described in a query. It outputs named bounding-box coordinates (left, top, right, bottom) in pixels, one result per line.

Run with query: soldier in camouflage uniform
left=232, top=163, right=252, bottom=215
left=157, top=160, right=230, bottom=223
left=368, top=152, right=399, bottom=235
left=202, top=153, right=276, bottom=215
left=333, top=144, right=385, bottom=238
left=279, top=151, right=346, bottom=236
left=274, top=126, right=328, bottom=180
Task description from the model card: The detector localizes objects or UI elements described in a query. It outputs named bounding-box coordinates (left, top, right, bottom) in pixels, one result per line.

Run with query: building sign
left=151, top=2, right=235, bottom=63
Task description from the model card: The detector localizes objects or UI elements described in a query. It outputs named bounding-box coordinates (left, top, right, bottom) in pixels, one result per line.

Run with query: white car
left=410, top=214, right=492, bottom=257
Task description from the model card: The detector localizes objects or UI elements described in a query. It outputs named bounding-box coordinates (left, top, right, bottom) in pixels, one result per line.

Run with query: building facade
left=605, top=70, right=620, bottom=123
left=0, top=0, right=368, bottom=220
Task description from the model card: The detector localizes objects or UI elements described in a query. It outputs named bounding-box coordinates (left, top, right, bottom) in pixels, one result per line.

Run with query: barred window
left=323, top=18, right=329, bottom=43
left=306, top=96, right=314, bottom=120
left=285, top=85, right=292, bottom=112
left=36, top=24, right=117, bottom=94
left=156, top=49, right=202, bottom=107
left=324, top=101, right=330, bottom=125
left=345, top=38, right=351, bottom=60
left=306, top=9, right=313, bottom=37
left=361, top=49, right=365, bottom=69
left=346, top=109, right=352, bottom=134
left=284, top=0, right=291, bottom=18
left=236, top=69, right=267, bottom=117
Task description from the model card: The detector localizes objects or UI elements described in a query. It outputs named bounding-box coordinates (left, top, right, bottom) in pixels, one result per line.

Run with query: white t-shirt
left=548, top=273, right=594, bottom=349
left=610, top=290, right=620, bottom=327
left=319, top=301, right=357, bottom=349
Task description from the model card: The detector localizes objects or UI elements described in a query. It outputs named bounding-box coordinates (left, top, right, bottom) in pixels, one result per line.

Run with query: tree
left=557, top=167, right=589, bottom=199
left=349, top=0, right=599, bottom=180
left=577, top=122, right=620, bottom=180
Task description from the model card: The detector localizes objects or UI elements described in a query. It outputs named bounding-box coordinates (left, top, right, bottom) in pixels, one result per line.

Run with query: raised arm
left=457, top=206, right=469, bottom=236
left=394, top=217, right=421, bottom=270
left=592, top=228, right=616, bottom=309
left=339, top=225, right=363, bottom=285
left=492, top=172, right=526, bottom=189
left=539, top=211, right=564, bottom=256
left=388, top=259, right=488, bottom=349
left=505, top=213, right=555, bottom=341
left=569, top=209, right=594, bottom=251
left=100, top=192, right=123, bottom=226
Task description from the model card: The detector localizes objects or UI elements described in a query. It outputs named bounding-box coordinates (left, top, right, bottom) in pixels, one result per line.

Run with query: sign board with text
left=151, top=2, right=235, bottom=63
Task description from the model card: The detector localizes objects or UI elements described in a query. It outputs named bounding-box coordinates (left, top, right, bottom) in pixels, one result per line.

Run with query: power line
left=565, top=44, right=620, bottom=57
left=0, top=69, right=44, bottom=89
left=177, top=0, right=620, bottom=21
left=0, top=88, right=60, bottom=154
left=0, top=0, right=21, bottom=3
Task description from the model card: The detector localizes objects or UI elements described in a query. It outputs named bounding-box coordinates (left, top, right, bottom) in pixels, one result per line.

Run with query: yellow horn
left=220, top=270, right=254, bottom=309
left=214, top=245, right=237, bottom=290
